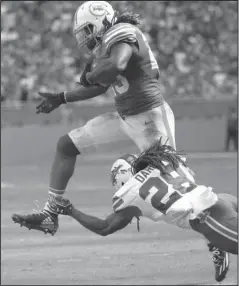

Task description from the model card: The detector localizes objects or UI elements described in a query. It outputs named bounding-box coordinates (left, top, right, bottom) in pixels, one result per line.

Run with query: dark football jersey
left=101, top=23, right=164, bottom=117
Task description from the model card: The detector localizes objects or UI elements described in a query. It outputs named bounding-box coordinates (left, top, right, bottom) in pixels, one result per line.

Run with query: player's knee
left=56, top=134, right=80, bottom=157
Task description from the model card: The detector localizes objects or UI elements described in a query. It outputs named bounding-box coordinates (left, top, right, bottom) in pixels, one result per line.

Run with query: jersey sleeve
left=103, top=23, right=138, bottom=53
left=112, top=196, right=124, bottom=212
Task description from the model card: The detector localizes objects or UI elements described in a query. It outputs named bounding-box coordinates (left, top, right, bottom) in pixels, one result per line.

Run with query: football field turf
left=1, top=132, right=238, bottom=284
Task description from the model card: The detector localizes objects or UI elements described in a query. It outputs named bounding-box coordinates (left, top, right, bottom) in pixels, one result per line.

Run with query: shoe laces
left=27, top=200, right=49, bottom=218
left=212, top=248, right=223, bottom=266
left=32, top=200, right=40, bottom=213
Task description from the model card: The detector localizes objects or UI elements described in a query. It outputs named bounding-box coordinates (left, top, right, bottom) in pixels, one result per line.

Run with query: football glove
left=36, top=92, right=66, bottom=114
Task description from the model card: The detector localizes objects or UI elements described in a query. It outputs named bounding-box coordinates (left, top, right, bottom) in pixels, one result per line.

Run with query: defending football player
left=13, top=1, right=176, bottom=234
left=13, top=141, right=237, bottom=282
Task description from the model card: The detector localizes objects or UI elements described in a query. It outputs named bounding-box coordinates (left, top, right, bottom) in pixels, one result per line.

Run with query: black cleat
left=12, top=210, right=59, bottom=236
left=208, top=243, right=229, bottom=282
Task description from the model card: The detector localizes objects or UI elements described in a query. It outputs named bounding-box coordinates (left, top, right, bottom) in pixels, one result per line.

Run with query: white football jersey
left=112, top=163, right=218, bottom=229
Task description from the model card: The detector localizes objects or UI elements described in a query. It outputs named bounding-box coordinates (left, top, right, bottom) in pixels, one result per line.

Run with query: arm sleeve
left=103, top=23, right=138, bottom=54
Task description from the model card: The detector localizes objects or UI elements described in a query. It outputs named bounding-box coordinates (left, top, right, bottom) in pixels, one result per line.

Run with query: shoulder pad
left=103, top=23, right=137, bottom=53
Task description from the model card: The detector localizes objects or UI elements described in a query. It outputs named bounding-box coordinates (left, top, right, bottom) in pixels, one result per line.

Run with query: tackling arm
left=85, top=42, right=133, bottom=86
left=70, top=205, right=141, bottom=236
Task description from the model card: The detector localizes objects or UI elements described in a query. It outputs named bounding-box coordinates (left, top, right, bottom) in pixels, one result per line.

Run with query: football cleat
left=208, top=242, right=229, bottom=282
left=12, top=210, right=59, bottom=236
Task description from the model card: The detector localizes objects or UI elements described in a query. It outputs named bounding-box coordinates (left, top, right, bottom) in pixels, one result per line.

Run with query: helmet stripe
left=120, top=154, right=137, bottom=166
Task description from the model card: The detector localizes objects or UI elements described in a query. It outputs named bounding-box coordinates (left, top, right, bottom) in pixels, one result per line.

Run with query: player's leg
left=206, top=195, right=237, bottom=282
left=206, top=241, right=230, bottom=282
left=120, top=101, right=176, bottom=152
left=190, top=194, right=238, bottom=253
left=190, top=194, right=238, bottom=281
left=12, top=112, right=130, bottom=235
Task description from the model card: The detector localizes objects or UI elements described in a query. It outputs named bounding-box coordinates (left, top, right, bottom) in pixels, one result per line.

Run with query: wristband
left=58, top=92, right=67, bottom=104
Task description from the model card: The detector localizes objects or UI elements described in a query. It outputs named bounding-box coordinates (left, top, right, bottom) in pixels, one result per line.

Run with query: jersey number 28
left=139, top=177, right=182, bottom=214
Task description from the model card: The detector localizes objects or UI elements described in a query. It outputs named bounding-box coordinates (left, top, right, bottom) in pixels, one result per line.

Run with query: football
left=91, top=56, right=109, bottom=70
left=90, top=56, right=118, bottom=86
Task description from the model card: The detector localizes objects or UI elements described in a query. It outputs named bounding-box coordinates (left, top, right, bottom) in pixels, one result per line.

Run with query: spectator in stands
left=1, top=1, right=237, bottom=102
left=19, top=81, right=29, bottom=103
left=225, top=107, right=238, bottom=152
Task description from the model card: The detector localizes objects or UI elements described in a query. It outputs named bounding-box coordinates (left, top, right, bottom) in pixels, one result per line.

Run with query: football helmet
left=73, top=1, right=115, bottom=51
left=110, top=154, right=138, bottom=190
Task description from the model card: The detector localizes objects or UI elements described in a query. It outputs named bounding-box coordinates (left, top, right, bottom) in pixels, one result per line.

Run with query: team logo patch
left=89, top=2, right=107, bottom=16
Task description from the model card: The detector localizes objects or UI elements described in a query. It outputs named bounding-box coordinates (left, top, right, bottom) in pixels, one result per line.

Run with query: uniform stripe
left=104, top=26, right=135, bottom=42
left=49, top=188, right=65, bottom=195
left=205, top=215, right=238, bottom=243
left=105, top=29, right=136, bottom=45
left=161, top=103, right=176, bottom=149
left=107, top=34, right=136, bottom=45
left=207, top=215, right=238, bottom=236
left=113, top=198, right=124, bottom=211
left=205, top=221, right=238, bottom=243
left=105, top=23, right=135, bottom=38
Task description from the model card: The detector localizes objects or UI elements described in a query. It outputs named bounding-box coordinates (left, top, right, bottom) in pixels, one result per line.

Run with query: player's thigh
left=121, top=101, right=176, bottom=152
left=190, top=197, right=238, bottom=254
left=68, top=112, right=129, bottom=153
left=218, top=193, right=238, bottom=212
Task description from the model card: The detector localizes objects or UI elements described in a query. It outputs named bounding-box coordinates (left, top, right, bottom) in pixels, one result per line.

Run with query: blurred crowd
left=1, top=1, right=238, bottom=103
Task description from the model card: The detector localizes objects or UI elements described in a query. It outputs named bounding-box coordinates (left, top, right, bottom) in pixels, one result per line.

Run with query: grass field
left=1, top=127, right=238, bottom=285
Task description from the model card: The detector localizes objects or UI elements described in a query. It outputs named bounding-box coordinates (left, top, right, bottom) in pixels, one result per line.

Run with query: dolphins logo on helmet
left=73, top=1, right=115, bottom=51
left=110, top=154, right=138, bottom=190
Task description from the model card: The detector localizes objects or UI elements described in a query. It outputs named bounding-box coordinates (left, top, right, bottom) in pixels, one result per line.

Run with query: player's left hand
left=36, top=92, right=66, bottom=114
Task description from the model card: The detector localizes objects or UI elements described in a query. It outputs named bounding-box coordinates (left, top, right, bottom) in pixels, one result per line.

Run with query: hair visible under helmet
left=132, top=139, right=187, bottom=175
left=73, top=1, right=116, bottom=51
left=73, top=2, right=141, bottom=49
left=111, top=140, right=187, bottom=232
left=114, top=11, right=141, bottom=26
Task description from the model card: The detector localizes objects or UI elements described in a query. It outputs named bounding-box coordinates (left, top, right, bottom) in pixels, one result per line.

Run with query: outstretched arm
left=36, top=43, right=132, bottom=114
left=70, top=205, right=141, bottom=236
left=36, top=84, right=108, bottom=114
left=64, top=84, right=108, bottom=103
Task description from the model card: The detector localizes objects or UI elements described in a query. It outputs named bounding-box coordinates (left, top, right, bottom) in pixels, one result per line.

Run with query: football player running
left=12, top=1, right=176, bottom=234
left=13, top=141, right=237, bottom=282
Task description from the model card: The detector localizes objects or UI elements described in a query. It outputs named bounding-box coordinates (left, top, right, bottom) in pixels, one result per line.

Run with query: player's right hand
left=36, top=92, right=66, bottom=114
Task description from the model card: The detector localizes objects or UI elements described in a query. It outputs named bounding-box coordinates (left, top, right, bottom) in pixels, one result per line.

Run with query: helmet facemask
left=73, top=1, right=116, bottom=62
left=75, top=21, right=106, bottom=64
left=75, top=23, right=100, bottom=50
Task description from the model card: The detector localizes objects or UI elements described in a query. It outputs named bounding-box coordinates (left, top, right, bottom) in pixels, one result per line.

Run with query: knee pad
left=57, top=134, right=80, bottom=157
